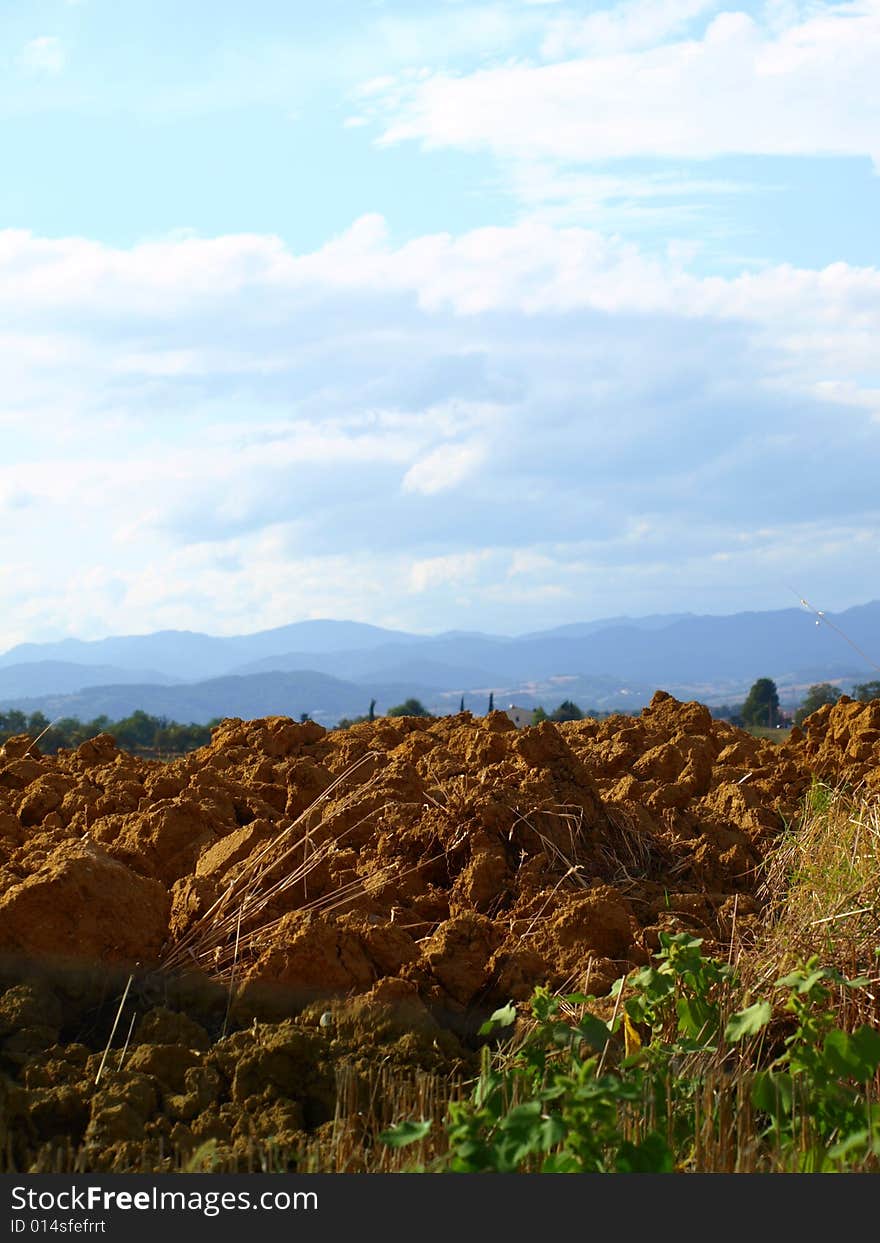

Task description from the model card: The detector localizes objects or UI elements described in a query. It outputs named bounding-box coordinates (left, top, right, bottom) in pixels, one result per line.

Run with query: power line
left=793, top=592, right=880, bottom=676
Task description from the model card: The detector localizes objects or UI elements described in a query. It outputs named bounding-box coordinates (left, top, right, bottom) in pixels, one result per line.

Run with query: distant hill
left=0, top=619, right=424, bottom=682
left=0, top=601, right=876, bottom=723
left=228, top=603, right=880, bottom=687
left=0, top=671, right=445, bottom=727
left=0, top=661, right=178, bottom=699
left=519, top=613, right=696, bottom=640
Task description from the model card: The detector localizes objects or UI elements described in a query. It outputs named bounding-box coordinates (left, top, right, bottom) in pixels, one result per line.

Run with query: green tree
left=853, top=680, right=880, bottom=703
left=531, top=706, right=548, bottom=724
left=794, top=683, right=841, bottom=726
left=741, top=678, right=780, bottom=728
left=459, top=696, right=465, bottom=713
left=488, top=692, right=494, bottom=713
left=550, top=700, right=584, bottom=722
left=368, top=698, right=376, bottom=721
left=112, top=709, right=160, bottom=749
left=387, top=698, right=431, bottom=718
left=26, top=711, right=50, bottom=738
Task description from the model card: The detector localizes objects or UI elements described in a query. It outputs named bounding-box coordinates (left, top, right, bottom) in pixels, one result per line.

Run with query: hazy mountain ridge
left=0, top=602, right=876, bottom=725
left=0, top=671, right=431, bottom=727
left=0, top=620, right=426, bottom=682
left=0, top=661, right=180, bottom=698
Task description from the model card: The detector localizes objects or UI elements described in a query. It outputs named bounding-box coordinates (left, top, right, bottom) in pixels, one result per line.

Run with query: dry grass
left=162, top=752, right=385, bottom=978
left=749, top=784, right=880, bottom=1008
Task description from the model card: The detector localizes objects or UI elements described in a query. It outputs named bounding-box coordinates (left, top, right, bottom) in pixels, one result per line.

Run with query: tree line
left=0, top=708, right=219, bottom=756
left=5, top=681, right=876, bottom=758
left=2, top=698, right=607, bottom=756
left=338, top=696, right=608, bottom=727
left=713, top=678, right=880, bottom=729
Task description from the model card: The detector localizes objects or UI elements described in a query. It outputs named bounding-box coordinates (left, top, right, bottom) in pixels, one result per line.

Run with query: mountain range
left=0, top=602, right=876, bottom=726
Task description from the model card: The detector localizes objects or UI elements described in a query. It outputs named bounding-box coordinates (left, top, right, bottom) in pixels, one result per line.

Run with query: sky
left=1, top=0, right=879, bottom=646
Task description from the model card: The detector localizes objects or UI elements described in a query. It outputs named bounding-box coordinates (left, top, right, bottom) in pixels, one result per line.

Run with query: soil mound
left=1, top=693, right=877, bottom=1169
left=792, top=697, right=880, bottom=790
left=0, top=695, right=854, bottom=1008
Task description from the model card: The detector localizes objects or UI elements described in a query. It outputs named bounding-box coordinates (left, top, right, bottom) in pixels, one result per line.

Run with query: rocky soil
left=1, top=692, right=877, bottom=1170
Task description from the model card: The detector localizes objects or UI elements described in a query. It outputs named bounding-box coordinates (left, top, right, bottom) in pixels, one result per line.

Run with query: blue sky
left=1, top=0, right=878, bottom=644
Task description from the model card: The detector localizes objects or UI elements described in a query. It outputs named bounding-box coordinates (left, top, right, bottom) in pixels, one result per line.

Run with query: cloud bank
left=1, top=215, right=877, bottom=645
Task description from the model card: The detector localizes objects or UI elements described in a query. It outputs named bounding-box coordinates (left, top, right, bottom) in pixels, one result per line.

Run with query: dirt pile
left=792, top=697, right=880, bottom=789
left=1, top=692, right=877, bottom=1170
left=0, top=693, right=861, bottom=1012
left=0, top=967, right=469, bottom=1172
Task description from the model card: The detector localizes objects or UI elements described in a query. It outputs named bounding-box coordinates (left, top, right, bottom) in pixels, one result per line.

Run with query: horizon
left=1, top=595, right=877, bottom=655
left=3, top=1, right=879, bottom=649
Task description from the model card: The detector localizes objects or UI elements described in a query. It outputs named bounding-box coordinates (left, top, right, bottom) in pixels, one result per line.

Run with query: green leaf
left=539, top=1114, right=566, bottom=1150
left=542, top=1152, right=582, bottom=1173
left=379, top=1119, right=432, bottom=1148
left=478, top=1002, right=517, bottom=1036
left=828, top=1130, right=873, bottom=1160
left=575, top=1012, right=613, bottom=1052
left=550, top=1020, right=577, bottom=1048
left=676, top=995, right=718, bottom=1042
left=852, top=1025, right=880, bottom=1071
left=823, top=1026, right=880, bottom=1080
left=501, top=1100, right=543, bottom=1128
left=615, top=1133, right=674, bottom=1173
left=777, top=964, right=846, bottom=996
left=751, top=1070, right=793, bottom=1119
left=724, top=1000, right=772, bottom=1042
left=624, top=996, right=648, bottom=1025
left=658, top=931, right=703, bottom=952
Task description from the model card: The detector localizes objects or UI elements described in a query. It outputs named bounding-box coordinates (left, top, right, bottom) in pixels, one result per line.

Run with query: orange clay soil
left=3, top=691, right=879, bottom=1006
left=0, top=692, right=878, bottom=1169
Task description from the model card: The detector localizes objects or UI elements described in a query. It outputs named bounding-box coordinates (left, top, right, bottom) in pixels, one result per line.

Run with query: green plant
left=382, top=933, right=880, bottom=1174
left=621, top=931, right=731, bottom=1051
left=806, top=776, right=835, bottom=815
left=384, top=989, right=671, bottom=1172
left=749, top=959, right=880, bottom=1170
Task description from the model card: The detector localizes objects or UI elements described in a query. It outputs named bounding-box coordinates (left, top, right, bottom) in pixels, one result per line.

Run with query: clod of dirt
left=0, top=840, right=169, bottom=965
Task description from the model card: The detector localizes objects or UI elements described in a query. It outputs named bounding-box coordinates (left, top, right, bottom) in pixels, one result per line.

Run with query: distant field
left=745, top=725, right=792, bottom=743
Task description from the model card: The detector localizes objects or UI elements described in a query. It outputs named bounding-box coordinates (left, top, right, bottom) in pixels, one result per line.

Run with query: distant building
left=504, top=704, right=533, bottom=729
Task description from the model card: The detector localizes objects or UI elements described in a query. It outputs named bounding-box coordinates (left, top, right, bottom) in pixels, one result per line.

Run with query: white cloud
left=540, top=0, right=719, bottom=57
left=503, top=161, right=756, bottom=230
left=367, top=2, right=880, bottom=165
left=4, top=215, right=878, bottom=393
left=402, top=441, right=485, bottom=494
left=0, top=217, right=878, bottom=646
left=370, top=6, right=538, bottom=62
left=409, top=550, right=495, bottom=592
left=20, top=37, right=66, bottom=75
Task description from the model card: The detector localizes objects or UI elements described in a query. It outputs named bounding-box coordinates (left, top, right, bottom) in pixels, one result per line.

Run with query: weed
left=382, top=933, right=880, bottom=1173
